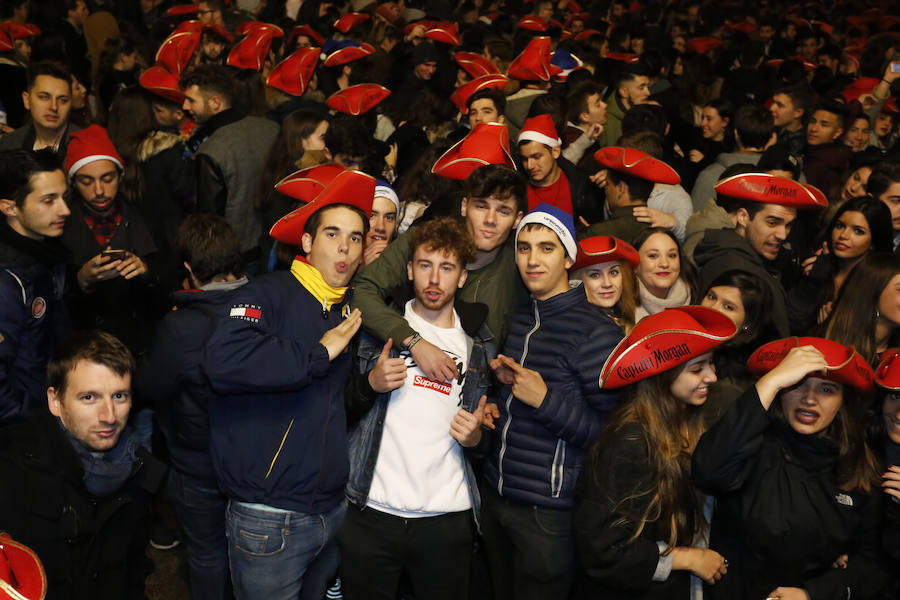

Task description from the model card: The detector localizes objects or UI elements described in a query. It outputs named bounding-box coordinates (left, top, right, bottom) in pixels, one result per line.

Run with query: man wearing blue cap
left=479, top=203, right=623, bottom=600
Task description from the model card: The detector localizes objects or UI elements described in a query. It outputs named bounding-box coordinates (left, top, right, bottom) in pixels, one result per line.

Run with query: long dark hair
left=634, top=227, right=699, bottom=301
left=106, top=86, right=156, bottom=204
left=585, top=365, right=707, bottom=550
left=824, top=195, right=893, bottom=256
left=700, top=269, right=775, bottom=347
left=255, top=110, right=328, bottom=212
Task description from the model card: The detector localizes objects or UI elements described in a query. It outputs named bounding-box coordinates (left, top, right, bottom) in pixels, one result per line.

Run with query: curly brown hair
left=408, top=216, right=476, bottom=267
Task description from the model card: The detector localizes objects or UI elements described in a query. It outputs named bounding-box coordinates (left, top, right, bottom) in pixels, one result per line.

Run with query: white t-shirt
left=366, top=300, right=472, bottom=517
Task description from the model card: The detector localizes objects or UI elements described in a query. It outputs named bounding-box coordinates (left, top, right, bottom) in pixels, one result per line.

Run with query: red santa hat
left=517, top=114, right=561, bottom=148
left=64, top=125, right=124, bottom=180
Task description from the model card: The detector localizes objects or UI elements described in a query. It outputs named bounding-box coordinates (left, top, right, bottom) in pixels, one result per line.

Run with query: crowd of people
left=1, top=0, right=900, bottom=598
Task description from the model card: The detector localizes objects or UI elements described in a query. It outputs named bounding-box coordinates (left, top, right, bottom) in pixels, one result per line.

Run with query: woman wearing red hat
left=693, top=337, right=888, bottom=600
left=574, top=306, right=736, bottom=599
left=570, top=235, right=640, bottom=333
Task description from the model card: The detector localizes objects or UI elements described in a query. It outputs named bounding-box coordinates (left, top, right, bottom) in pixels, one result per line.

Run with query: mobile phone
left=892, top=63, right=900, bottom=73
left=101, top=249, right=127, bottom=261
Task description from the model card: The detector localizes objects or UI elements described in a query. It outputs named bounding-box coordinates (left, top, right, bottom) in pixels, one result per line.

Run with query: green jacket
left=579, top=204, right=650, bottom=246
left=351, top=227, right=528, bottom=347
left=596, top=92, right=626, bottom=149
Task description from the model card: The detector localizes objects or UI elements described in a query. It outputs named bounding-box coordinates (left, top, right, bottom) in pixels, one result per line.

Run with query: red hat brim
left=600, top=306, right=737, bottom=388
left=203, top=23, right=234, bottom=43
left=227, top=30, right=276, bottom=71
left=270, top=170, right=375, bottom=244
left=594, top=146, right=681, bottom=185
left=714, top=173, right=826, bottom=209
left=404, top=20, right=437, bottom=35
left=0, top=533, right=48, bottom=600
left=288, top=24, right=325, bottom=47
left=154, top=31, right=200, bottom=75
left=748, top=337, right=874, bottom=394
left=432, top=122, right=516, bottom=180
left=326, top=83, right=391, bottom=115
left=454, top=51, right=500, bottom=78
left=323, top=43, right=375, bottom=67
left=876, top=349, right=900, bottom=390
left=604, top=52, right=640, bottom=63
left=572, top=236, right=640, bottom=272
left=0, top=30, right=12, bottom=52
left=165, top=3, right=199, bottom=17
left=334, top=12, right=370, bottom=33
left=518, top=16, right=548, bottom=31
left=451, top=74, right=509, bottom=113
left=507, top=36, right=557, bottom=81
left=425, top=24, right=461, bottom=46
left=140, top=66, right=186, bottom=104
left=267, top=47, right=320, bottom=96
left=275, top=163, right=347, bottom=204
left=0, top=21, right=40, bottom=39
left=236, top=21, right=284, bottom=37
left=574, top=29, right=603, bottom=41
left=686, top=37, right=723, bottom=54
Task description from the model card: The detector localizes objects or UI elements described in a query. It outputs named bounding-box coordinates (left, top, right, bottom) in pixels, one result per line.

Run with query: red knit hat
left=507, top=36, right=561, bottom=81
left=451, top=74, right=509, bottom=113
left=65, top=125, right=125, bottom=179
left=431, top=122, right=516, bottom=180
left=518, top=113, right=561, bottom=147
left=571, top=235, right=640, bottom=272
left=275, top=163, right=347, bottom=204
left=594, top=147, right=681, bottom=185
left=270, top=169, right=375, bottom=244
left=454, top=51, right=500, bottom=78
left=0, top=533, right=47, bottom=600
left=267, top=47, right=320, bottom=97
left=714, top=173, right=827, bottom=209
left=748, top=337, right=874, bottom=394
left=140, top=66, right=186, bottom=105
left=326, top=84, right=391, bottom=115
left=600, top=306, right=736, bottom=388
left=155, top=31, right=200, bottom=74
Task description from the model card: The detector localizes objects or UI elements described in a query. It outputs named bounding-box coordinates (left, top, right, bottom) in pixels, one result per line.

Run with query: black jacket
left=136, top=280, right=248, bottom=480
left=0, top=412, right=166, bottom=599
left=693, top=387, right=890, bottom=600
left=559, top=156, right=605, bottom=228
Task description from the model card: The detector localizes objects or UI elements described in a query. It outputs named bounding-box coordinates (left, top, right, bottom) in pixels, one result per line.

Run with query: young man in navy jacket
left=203, top=170, right=373, bottom=600
left=480, top=203, right=623, bottom=600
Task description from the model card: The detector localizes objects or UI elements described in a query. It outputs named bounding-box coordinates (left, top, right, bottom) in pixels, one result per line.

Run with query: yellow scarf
left=290, top=258, right=350, bottom=315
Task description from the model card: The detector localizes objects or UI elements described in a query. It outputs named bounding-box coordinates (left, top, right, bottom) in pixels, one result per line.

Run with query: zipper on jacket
left=265, top=419, right=294, bottom=479
left=550, top=439, right=566, bottom=498
left=497, top=301, right=540, bottom=495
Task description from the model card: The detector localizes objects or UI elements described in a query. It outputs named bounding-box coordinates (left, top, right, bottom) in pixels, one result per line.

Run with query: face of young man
left=580, top=93, right=607, bottom=127
left=519, top=141, right=561, bottom=187
left=367, top=195, right=397, bottom=246
left=460, top=195, right=523, bottom=252
left=407, top=244, right=467, bottom=315
left=48, top=360, right=132, bottom=452
left=878, top=181, right=900, bottom=233
left=152, top=101, right=184, bottom=128
left=22, top=75, right=72, bottom=131
left=0, top=169, right=69, bottom=240
left=806, top=110, right=843, bottom=146
left=516, top=225, right=573, bottom=300
left=73, top=160, right=120, bottom=214
left=182, top=85, right=219, bottom=124
left=197, top=1, right=224, bottom=25
left=468, top=98, right=503, bottom=129
left=741, top=204, right=797, bottom=261
left=414, top=61, right=438, bottom=81
left=301, top=205, right=366, bottom=287
left=200, top=35, right=226, bottom=61
left=769, top=93, right=802, bottom=129
left=619, top=75, right=650, bottom=108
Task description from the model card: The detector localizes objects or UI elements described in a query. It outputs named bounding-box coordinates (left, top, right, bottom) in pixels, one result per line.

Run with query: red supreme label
left=413, top=375, right=452, bottom=395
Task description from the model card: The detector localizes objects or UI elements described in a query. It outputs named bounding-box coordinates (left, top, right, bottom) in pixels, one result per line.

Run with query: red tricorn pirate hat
left=604, top=52, right=640, bottom=63
left=600, top=306, right=737, bottom=388
left=334, top=12, right=370, bottom=33
left=425, top=22, right=460, bottom=45
left=165, top=3, right=198, bottom=17
left=748, top=337, right=874, bottom=393
left=571, top=235, right=640, bottom=272
left=727, top=22, right=758, bottom=33
left=227, top=29, right=278, bottom=71
left=507, top=36, right=561, bottom=81
left=594, top=147, right=681, bottom=185
left=451, top=73, right=509, bottom=113
left=0, top=532, right=47, bottom=600
left=404, top=20, right=437, bottom=35
left=275, top=163, right=347, bottom=204
left=172, top=19, right=202, bottom=35
left=574, top=29, right=603, bottom=41
left=202, top=22, right=234, bottom=43
left=287, top=24, right=324, bottom=47
left=155, top=31, right=200, bottom=74
left=876, top=349, right=900, bottom=390
left=270, top=169, right=375, bottom=244
left=453, top=51, right=500, bottom=78
left=518, top=15, right=548, bottom=31
left=266, top=47, right=320, bottom=96
left=376, top=2, right=402, bottom=23
left=326, top=83, right=390, bottom=115
left=322, top=42, right=375, bottom=67
left=686, top=37, right=722, bottom=54
left=431, top=121, right=516, bottom=180
left=0, top=30, right=12, bottom=52
left=236, top=21, right=284, bottom=37
left=714, top=173, right=827, bottom=209
left=0, top=21, right=39, bottom=39
left=139, top=66, right=185, bottom=104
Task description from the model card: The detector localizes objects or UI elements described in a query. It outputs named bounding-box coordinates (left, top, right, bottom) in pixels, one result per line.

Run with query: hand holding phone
left=101, top=249, right=127, bottom=261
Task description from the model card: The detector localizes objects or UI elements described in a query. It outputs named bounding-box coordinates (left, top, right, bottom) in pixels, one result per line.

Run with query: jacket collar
left=532, top=284, right=585, bottom=317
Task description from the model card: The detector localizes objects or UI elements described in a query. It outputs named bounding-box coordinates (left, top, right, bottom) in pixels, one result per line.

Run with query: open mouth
left=794, top=409, right=820, bottom=425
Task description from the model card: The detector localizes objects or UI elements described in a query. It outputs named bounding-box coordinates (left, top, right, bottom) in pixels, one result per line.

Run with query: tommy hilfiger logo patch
left=230, top=304, right=262, bottom=322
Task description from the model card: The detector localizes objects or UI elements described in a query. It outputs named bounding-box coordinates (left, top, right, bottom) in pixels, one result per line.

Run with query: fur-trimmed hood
left=137, top=131, right=181, bottom=162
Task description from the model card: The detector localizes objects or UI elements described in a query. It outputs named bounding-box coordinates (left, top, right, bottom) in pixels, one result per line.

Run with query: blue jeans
left=168, top=470, right=230, bottom=599
left=226, top=499, right=347, bottom=600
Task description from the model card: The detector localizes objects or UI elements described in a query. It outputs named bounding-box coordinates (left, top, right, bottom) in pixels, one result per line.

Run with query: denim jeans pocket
left=532, top=507, right=572, bottom=537
left=233, top=525, right=287, bottom=557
